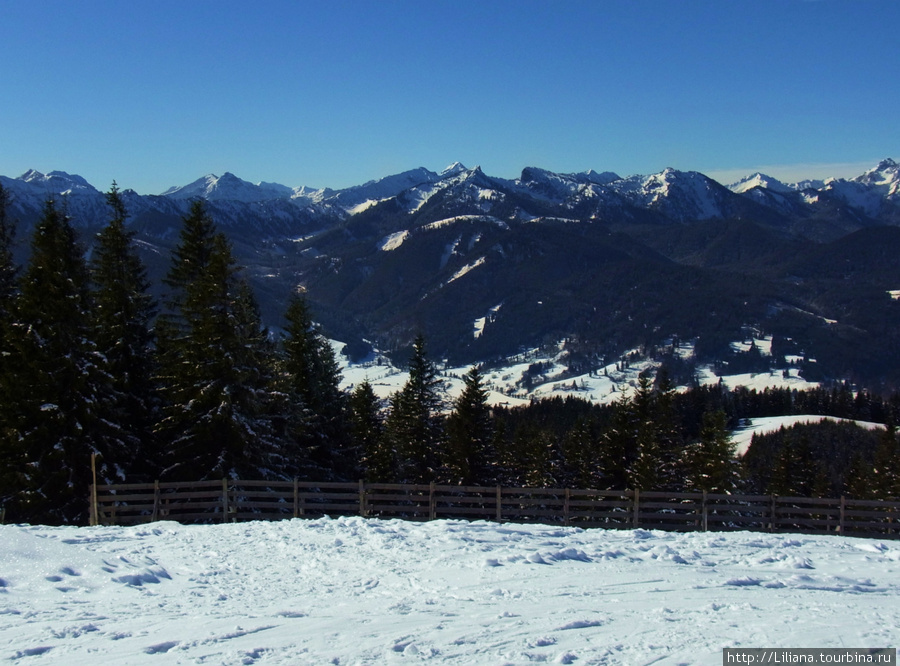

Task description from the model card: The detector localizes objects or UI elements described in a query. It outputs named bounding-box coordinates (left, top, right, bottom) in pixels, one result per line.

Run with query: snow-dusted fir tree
left=444, top=365, right=493, bottom=485
left=156, top=202, right=280, bottom=480
left=560, top=417, right=600, bottom=489
left=280, top=293, right=351, bottom=479
left=0, top=183, right=21, bottom=516
left=384, top=335, right=445, bottom=483
left=628, top=371, right=663, bottom=491
left=90, top=183, right=158, bottom=478
left=683, top=410, right=737, bottom=493
left=351, top=380, right=389, bottom=481
left=3, top=200, right=125, bottom=523
left=870, top=423, right=900, bottom=498
left=0, top=183, right=15, bottom=319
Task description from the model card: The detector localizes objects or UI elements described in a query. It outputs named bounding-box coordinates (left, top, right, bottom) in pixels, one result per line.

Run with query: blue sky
left=1, top=1, right=897, bottom=194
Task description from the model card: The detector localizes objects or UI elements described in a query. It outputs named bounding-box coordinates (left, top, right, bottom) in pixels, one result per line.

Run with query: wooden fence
left=89, top=480, right=900, bottom=539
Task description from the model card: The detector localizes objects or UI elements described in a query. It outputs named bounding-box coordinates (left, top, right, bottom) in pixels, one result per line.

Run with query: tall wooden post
left=90, top=453, right=99, bottom=526
left=495, top=486, right=502, bottom=522
left=633, top=488, right=640, bottom=528
left=151, top=480, right=160, bottom=522
left=222, top=478, right=229, bottom=523
left=702, top=490, right=709, bottom=532
left=429, top=482, right=436, bottom=520
left=359, top=479, right=367, bottom=517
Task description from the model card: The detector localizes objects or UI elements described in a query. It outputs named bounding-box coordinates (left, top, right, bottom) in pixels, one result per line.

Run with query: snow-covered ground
left=2, top=520, right=898, bottom=664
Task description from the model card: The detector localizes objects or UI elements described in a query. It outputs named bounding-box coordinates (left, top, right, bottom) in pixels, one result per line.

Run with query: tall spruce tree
left=90, top=183, right=157, bottom=478
left=0, top=183, right=15, bottom=317
left=5, top=199, right=122, bottom=522
left=444, top=365, right=493, bottom=485
left=280, top=293, right=351, bottom=479
left=629, top=371, right=662, bottom=490
left=351, top=380, right=389, bottom=481
left=156, top=205, right=279, bottom=480
left=871, top=423, right=900, bottom=498
left=0, top=182, right=21, bottom=515
left=596, top=395, right=633, bottom=490
left=384, top=335, right=445, bottom=483
left=683, top=410, right=737, bottom=493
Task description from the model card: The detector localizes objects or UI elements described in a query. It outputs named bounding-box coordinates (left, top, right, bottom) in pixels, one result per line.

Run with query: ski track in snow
left=1, top=519, right=899, bottom=665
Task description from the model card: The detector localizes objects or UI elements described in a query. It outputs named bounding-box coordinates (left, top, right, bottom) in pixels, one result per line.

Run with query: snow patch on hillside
left=446, top=256, right=486, bottom=285
left=379, top=230, right=409, bottom=251
left=474, top=304, right=503, bottom=339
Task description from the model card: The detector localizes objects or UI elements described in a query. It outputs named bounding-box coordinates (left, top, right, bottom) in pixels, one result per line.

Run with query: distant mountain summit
left=728, top=173, right=794, bottom=194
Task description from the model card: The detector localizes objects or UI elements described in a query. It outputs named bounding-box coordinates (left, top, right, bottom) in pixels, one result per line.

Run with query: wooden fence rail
left=89, top=480, right=900, bottom=540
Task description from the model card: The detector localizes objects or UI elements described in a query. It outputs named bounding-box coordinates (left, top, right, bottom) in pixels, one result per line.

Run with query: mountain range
left=3, top=159, right=900, bottom=389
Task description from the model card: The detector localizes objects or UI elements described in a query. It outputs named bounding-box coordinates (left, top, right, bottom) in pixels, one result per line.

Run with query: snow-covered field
left=2, top=518, right=898, bottom=665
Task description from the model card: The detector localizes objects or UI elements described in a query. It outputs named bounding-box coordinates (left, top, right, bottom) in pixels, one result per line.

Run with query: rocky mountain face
left=3, top=159, right=900, bottom=388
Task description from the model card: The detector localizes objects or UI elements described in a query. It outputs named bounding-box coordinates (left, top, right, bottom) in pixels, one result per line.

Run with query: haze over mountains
left=3, top=159, right=900, bottom=389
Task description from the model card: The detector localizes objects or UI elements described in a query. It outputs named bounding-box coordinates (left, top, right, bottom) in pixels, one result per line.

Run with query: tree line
left=1, top=182, right=899, bottom=525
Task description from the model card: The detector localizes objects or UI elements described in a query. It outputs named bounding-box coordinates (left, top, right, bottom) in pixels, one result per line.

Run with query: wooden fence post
left=633, top=488, right=640, bottom=528
left=495, top=485, right=502, bottom=522
left=151, top=480, right=160, bottom=522
left=90, top=453, right=99, bottom=526
left=702, top=490, right=708, bottom=532
left=564, top=488, right=570, bottom=526
left=770, top=495, right=777, bottom=532
left=293, top=478, right=299, bottom=518
left=429, top=482, right=436, bottom=520
left=839, top=496, right=845, bottom=533
left=359, top=479, right=367, bottom=517
left=222, top=478, right=229, bottom=523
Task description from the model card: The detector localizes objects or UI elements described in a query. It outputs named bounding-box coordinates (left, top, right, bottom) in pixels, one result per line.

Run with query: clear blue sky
left=1, top=1, right=897, bottom=194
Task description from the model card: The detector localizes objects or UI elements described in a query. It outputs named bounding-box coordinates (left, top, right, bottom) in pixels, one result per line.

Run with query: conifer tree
left=445, top=365, right=493, bottom=485
left=653, top=368, right=685, bottom=491
left=683, top=410, right=737, bottom=493
left=280, top=293, right=351, bottom=479
left=560, top=417, right=599, bottom=489
left=90, top=183, right=157, bottom=478
left=156, top=207, right=279, bottom=480
left=0, top=183, right=21, bottom=514
left=871, top=423, right=900, bottom=498
left=384, top=335, right=445, bottom=483
left=4, top=200, right=122, bottom=522
left=0, top=183, right=15, bottom=316
left=596, top=395, right=633, bottom=490
left=629, top=372, right=662, bottom=490
left=351, top=380, right=389, bottom=481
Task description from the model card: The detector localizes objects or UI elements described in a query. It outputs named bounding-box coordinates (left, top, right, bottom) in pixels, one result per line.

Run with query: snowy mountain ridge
left=3, top=157, right=900, bottom=390
left=3, top=159, right=898, bottom=231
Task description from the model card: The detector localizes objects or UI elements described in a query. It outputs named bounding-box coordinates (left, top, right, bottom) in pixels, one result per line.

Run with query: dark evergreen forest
left=1, top=183, right=899, bottom=524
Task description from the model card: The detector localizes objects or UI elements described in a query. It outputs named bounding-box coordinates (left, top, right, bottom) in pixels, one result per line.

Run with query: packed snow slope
left=2, top=519, right=898, bottom=665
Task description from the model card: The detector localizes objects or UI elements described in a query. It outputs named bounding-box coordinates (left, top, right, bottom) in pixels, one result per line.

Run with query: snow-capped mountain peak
left=728, top=172, right=793, bottom=195
left=579, top=169, right=621, bottom=186
left=161, top=172, right=290, bottom=203
left=852, top=158, right=899, bottom=197
left=440, top=162, right=468, bottom=178
left=17, top=169, right=97, bottom=193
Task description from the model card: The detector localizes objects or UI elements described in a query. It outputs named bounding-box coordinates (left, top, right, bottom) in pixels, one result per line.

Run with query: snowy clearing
left=1, top=519, right=898, bottom=665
